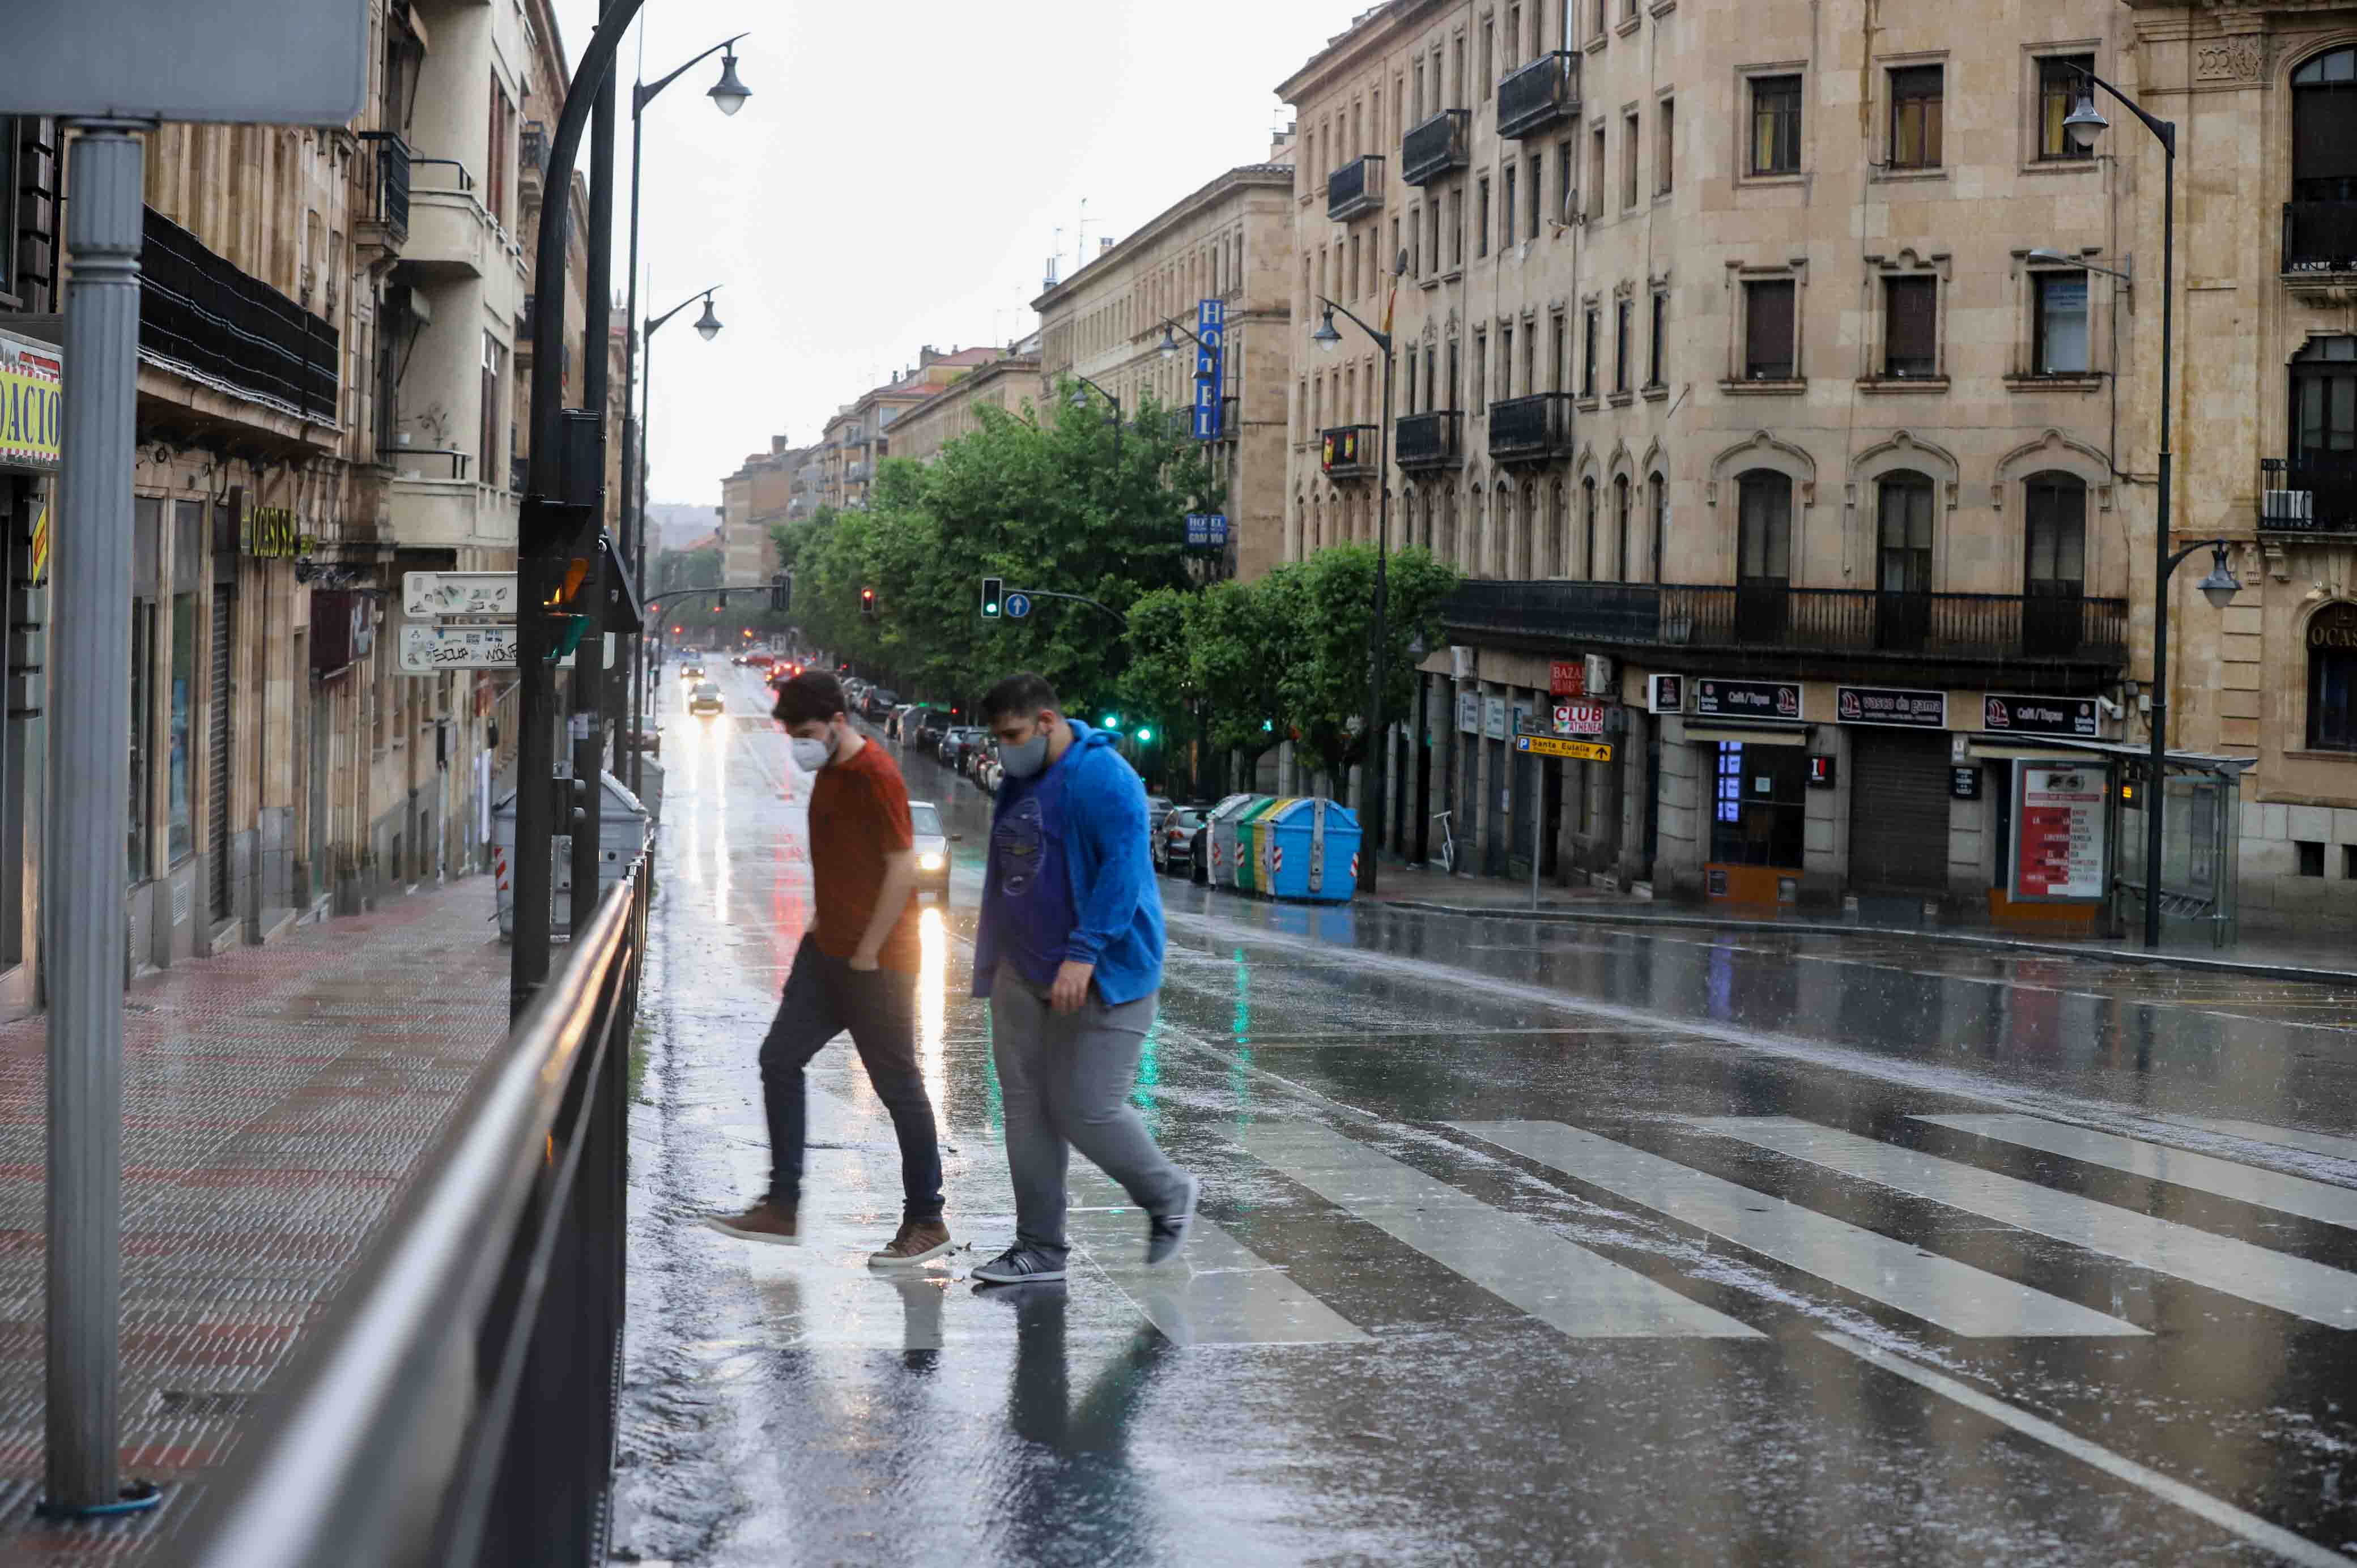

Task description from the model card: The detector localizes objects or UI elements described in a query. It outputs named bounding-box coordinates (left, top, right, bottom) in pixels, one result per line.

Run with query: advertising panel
left=2013, top=764, right=2109, bottom=902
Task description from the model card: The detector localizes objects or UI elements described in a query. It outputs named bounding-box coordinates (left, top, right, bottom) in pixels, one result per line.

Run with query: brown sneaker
left=703, top=1200, right=801, bottom=1246
left=867, top=1218, right=954, bottom=1269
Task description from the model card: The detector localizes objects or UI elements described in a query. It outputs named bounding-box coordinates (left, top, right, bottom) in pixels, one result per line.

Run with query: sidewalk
left=0, top=878, right=509, bottom=1565
left=1367, top=858, right=2357, bottom=985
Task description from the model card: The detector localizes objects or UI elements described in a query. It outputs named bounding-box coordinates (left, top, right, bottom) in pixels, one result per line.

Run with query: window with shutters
left=1622, top=110, right=1640, bottom=209
left=2033, top=271, right=2090, bottom=374
left=2023, top=471, right=2087, bottom=657
left=1657, top=97, right=1674, bottom=195
left=1588, top=123, right=1605, bottom=219
left=1737, top=471, right=1792, bottom=584
left=1743, top=278, right=1797, bottom=381
left=1614, top=299, right=1632, bottom=394
left=1581, top=477, right=1598, bottom=577
left=2291, top=48, right=2357, bottom=275
left=1648, top=287, right=1668, bottom=389
left=1887, top=65, right=1943, bottom=171
left=1503, top=166, right=1517, bottom=249
left=1882, top=274, right=1937, bottom=378
left=1877, top=474, right=1935, bottom=594
left=1581, top=305, right=1599, bottom=398
left=1473, top=329, right=1487, bottom=413
left=1749, top=74, right=1801, bottom=176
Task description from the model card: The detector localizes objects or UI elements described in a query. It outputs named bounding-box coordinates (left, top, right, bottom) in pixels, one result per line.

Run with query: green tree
left=1277, top=543, right=1458, bottom=798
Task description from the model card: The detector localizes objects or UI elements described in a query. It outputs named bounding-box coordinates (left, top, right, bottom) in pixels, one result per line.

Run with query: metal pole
left=45, top=119, right=150, bottom=1515
left=516, top=0, right=645, bottom=1018
left=573, top=25, right=616, bottom=940
left=1363, top=347, right=1393, bottom=896
left=622, top=80, right=646, bottom=798
left=2142, top=139, right=2176, bottom=948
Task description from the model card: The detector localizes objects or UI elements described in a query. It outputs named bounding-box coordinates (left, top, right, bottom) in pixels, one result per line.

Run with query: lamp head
left=1069, top=385, right=1089, bottom=410
left=693, top=295, right=722, bottom=341
left=2197, top=543, right=2243, bottom=611
left=1312, top=305, right=1343, bottom=354
left=2063, top=93, right=2107, bottom=151
left=708, top=52, right=751, bottom=117
left=1159, top=326, right=1181, bottom=361
left=2026, top=247, right=2071, bottom=265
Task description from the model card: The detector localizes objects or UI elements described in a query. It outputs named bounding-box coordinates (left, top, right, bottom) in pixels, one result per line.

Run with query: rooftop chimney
left=1100, top=237, right=1114, bottom=254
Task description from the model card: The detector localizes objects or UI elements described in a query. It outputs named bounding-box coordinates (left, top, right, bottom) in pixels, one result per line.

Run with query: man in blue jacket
left=969, top=671, right=1199, bottom=1285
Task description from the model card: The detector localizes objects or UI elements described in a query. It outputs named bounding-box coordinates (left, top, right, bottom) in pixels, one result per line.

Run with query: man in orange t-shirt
left=705, top=671, right=950, bottom=1267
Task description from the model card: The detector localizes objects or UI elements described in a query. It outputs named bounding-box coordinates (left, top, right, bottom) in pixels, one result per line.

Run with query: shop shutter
left=209, top=588, right=235, bottom=921
left=1848, top=728, right=1949, bottom=892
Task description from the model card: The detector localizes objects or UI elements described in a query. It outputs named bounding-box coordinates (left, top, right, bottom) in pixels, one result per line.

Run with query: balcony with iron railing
left=1487, top=393, right=1574, bottom=462
left=1497, top=52, right=1581, bottom=140
left=2260, top=455, right=2357, bottom=534
left=1327, top=154, right=1385, bottom=221
left=355, top=131, right=411, bottom=249
left=1402, top=109, right=1470, bottom=187
left=2283, top=201, right=2357, bottom=282
left=1320, top=424, right=1380, bottom=479
left=1396, top=410, right=1463, bottom=468
left=1441, top=579, right=2128, bottom=667
left=139, top=207, right=339, bottom=425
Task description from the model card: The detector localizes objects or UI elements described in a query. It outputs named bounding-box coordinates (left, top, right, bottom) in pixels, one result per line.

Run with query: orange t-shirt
left=807, top=739, right=921, bottom=973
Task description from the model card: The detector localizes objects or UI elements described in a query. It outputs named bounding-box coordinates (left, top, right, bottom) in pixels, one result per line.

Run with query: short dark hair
left=980, top=671, right=1061, bottom=724
left=773, top=670, right=847, bottom=728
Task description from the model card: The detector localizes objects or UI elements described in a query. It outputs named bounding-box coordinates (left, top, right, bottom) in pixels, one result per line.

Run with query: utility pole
left=571, top=8, right=618, bottom=940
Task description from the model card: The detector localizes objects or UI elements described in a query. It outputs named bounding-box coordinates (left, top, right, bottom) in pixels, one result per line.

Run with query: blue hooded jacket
left=972, top=720, right=1165, bottom=1005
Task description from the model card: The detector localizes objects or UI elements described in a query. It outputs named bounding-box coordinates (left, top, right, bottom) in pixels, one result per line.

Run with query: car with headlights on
left=909, top=799, right=956, bottom=900
left=688, top=681, right=725, bottom=718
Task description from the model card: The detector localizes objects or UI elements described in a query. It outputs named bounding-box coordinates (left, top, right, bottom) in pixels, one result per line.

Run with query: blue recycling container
left=1261, top=798, right=1361, bottom=903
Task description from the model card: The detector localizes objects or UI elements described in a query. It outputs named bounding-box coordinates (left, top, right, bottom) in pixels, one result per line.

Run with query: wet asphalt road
left=611, top=663, right=2357, bottom=1567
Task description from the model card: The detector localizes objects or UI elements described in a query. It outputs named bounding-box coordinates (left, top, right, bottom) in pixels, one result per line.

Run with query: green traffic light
left=1137, top=727, right=1154, bottom=743
left=1101, top=714, right=1119, bottom=728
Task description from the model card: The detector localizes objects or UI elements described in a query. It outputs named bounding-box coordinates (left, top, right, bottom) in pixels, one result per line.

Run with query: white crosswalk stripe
left=1242, top=1121, right=1761, bottom=1340
left=2158, top=1114, right=2357, bottom=1169
left=1916, top=1114, right=2357, bottom=1233
left=1453, top=1120, right=2145, bottom=1339
left=1688, top=1117, right=2357, bottom=1329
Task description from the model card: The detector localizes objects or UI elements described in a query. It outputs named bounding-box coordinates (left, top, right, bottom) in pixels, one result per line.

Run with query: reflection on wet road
left=614, top=661, right=2357, bottom=1567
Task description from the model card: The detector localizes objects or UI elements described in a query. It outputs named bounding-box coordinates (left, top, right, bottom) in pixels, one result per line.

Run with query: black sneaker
left=971, top=1246, right=1067, bottom=1285
left=1146, top=1173, right=1201, bottom=1267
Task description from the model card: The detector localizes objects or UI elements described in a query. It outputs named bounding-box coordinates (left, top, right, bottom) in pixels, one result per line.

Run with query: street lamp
left=1069, top=373, right=1122, bottom=464
left=2049, top=61, right=2190, bottom=948
left=622, top=33, right=751, bottom=797
left=1312, top=270, right=1399, bottom=894
left=626, top=286, right=722, bottom=792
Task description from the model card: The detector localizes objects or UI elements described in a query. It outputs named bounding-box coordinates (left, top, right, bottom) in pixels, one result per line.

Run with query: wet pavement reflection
left=612, top=663, right=2357, bottom=1566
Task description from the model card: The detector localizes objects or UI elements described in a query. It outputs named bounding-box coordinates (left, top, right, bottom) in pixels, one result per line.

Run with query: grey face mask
left=997, top=731, right=1050, bottom=781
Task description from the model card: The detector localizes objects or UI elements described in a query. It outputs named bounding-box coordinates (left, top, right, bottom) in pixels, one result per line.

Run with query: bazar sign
left=1981, top=692, right=2100, bottom=738
left=1835, top=685, right=1946, bottom=728
left=0, top=331, right=62, bottom=473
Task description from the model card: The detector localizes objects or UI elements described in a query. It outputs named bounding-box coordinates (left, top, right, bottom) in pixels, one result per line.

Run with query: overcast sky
left=545, top=1, right=1340, bottom=511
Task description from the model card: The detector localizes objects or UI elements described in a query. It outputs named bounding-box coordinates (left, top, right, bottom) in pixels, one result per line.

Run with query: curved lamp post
left=1069, top=373, right=1122, bottom=465
left=1311, top=291, right=1395, bottom=893
left=626, top=287, right=721, bottom=791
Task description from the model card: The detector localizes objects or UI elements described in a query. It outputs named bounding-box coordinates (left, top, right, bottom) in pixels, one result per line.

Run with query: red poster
left=2015, top=765, right=2107, bottom=901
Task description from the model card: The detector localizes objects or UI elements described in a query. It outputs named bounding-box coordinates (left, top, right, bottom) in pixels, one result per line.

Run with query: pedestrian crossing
left=712, top=1076, right=2357, bottom=1345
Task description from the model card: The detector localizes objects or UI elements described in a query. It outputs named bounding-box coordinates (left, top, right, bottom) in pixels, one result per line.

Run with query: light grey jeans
left=989, top=961, right=1192, bottom=1266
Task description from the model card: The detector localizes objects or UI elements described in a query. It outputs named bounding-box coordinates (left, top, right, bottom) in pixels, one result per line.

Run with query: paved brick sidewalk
left=0, top=880, right=508, bottom=1565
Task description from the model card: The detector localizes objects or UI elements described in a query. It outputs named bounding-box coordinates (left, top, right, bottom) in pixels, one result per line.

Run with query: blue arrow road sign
left=1004, top=591, right=1032, bottom=619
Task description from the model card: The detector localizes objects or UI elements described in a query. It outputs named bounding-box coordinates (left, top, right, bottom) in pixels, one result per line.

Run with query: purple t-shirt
left=985, top=749, right=1078, bottom=987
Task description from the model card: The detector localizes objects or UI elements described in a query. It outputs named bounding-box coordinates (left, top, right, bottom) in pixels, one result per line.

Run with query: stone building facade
left=1035, top=160, right=1297, bottom=582
left=1282, top=0, right=2160, bottom=929
left=816, top=347, right=1003, bottom=512
left=2115, top=2, right=2357, bottom=930
left=719, top=433, right=819, bottom=586
left=891, top=347, right=1044, bottom=464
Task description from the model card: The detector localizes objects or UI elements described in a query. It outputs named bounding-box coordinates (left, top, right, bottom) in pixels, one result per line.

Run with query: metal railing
left=1397, top=410, right=1462, bottom=467
left=1442, top=578, right=2128, bottom=663
left=2283, top=201, right=2357, bottom=275
left=2260, top=455, right=2357, bottom=532
left=1327, top=154, right=1385, bottom=221
left=1402, top=109, right=1470, bottom=186
left=1497, top=52, right=1581, bottom=140
left=1320, top=424, right=1380, bottom=477
left=175, top=860, right=649, bottom=1568
left=355, top=131, right=411, bottom=244
left=1487, top=392, right=1574, bottom=461
left=139, top=207, right=340, bottom=424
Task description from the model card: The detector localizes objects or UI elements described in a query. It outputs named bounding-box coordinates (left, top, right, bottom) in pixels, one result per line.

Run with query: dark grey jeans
left=989, top=962, right=1191, bottom=1266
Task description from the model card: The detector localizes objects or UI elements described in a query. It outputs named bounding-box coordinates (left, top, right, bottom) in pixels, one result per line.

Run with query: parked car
left=688, top=681, right=725, bottom=718
left=1144, top=795, right=1173, bottom=843
left=865, top=687, right=900, bottom=721
left=909, top=799, right=956, bottom=900
left=914, top=710, right=951, bottom=753
left=939, top=727, right=984, bottom=773
left=744, top=651, right=776, bottom=668
left=1154, top=804, right=1209, bottom=874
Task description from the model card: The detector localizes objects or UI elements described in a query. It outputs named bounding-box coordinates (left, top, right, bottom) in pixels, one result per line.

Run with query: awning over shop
left=1965, top=735, right=2257, bottom=776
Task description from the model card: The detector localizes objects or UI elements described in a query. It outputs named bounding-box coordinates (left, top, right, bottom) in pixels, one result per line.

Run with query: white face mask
left=789, top=729, right=836, bottom=773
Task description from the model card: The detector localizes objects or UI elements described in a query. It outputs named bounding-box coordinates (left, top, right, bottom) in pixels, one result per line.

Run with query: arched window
left=2311, top=602, right=2357, bottom=751
left=1876, top=471, right=1935, bottom=650
left=1493, top=482, right=1513, bottom=575
left=1648, top=471, right=1667, bottom=583
left=1440, top=488, right=1459, bottom=566
left=1612, top=475, right=1632, bottom=582
left=1735, top=469, right=1793, bottom=641
left=1519, top=483, right=1538, bottom=578
left=1581, top=476, right=1599, bottom=578
left=2023, top=471, right=2086, bottom=657
left=1469, top=488, right=1487, bottom=574
left=1548, top=481, right=1568, bottom=578
left=2294, top=48, right=2357, bottom=205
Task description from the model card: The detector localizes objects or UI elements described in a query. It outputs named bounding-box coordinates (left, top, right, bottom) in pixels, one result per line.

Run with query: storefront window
left=2309, top=602, right=2357, bottom=751
left=168, top=593, right=194, bottom=863
left=1707, top=742, right=1807, bottom=867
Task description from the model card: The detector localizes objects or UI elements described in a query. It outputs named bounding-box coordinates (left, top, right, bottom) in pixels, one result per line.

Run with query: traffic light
left=980, top=576, right=1003, bottom=619
left=860, top=586, right=878, bottom=620
left=546, top=556, right=591, bottom=662
left=771, top=572, right=792, bottom=612
left=1101, top=712, right=1120, bottom=729
left=1136, top=726, right=1154, bottom=744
